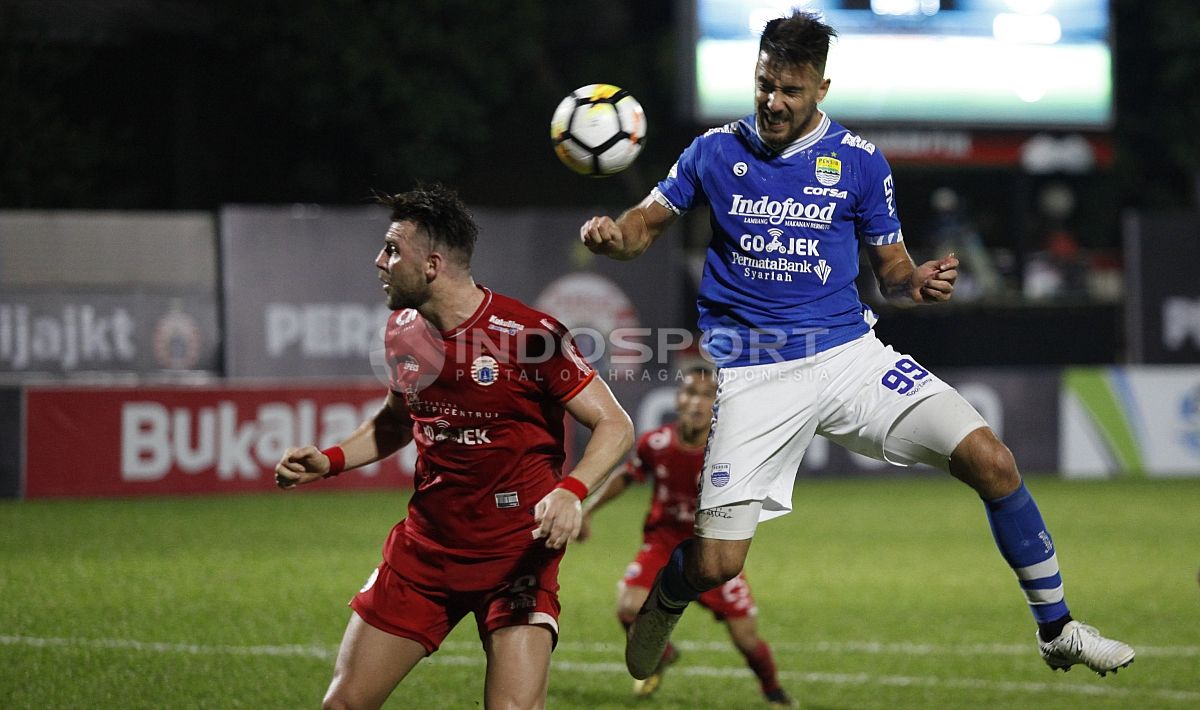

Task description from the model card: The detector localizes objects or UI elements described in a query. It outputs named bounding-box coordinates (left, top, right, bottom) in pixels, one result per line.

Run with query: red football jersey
left=625, top=423, right=706, bottom=545
left=382, top=286, right=595, bottom=561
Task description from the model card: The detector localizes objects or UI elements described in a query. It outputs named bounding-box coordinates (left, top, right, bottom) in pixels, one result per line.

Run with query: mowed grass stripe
left=8, top=634, right=1197, bottom=658
left=3, top=634, right=1196, bottom=704
left=4, top=478, right=1198, bottom=708
left=457, top=639, right=1200, bottom=657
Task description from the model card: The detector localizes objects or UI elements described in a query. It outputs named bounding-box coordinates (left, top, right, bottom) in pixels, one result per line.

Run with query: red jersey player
left=274, top=184, right=633, bottom=710
left=580, top=367, right=797, bottom=706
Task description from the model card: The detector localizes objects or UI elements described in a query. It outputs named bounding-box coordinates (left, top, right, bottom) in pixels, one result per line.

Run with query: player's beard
left=384, top=281, right=431, bottom=311
left=757, top=99, right=819, bottom=150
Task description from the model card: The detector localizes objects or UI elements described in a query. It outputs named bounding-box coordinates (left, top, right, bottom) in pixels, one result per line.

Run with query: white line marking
left=0, top=635, right=335, bottom=661
left=3, top=635, right=1195, bottom=703
left=445, top=638, right=1200, bottom=657
left=706, top=639, right=1200, bottom=657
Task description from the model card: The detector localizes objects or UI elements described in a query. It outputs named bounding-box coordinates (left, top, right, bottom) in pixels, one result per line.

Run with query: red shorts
left=621, top=538, right=757, bottom=620
left=350, top=532, right=563, bottom=654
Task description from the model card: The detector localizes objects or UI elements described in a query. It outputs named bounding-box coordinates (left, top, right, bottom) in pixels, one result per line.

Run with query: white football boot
left=1038, top=620, right=1135, bottom=676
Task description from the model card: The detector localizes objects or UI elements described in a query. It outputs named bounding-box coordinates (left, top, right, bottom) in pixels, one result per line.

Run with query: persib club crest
left=815, top=155, right=842, bottom=186
left=710, top=463, right=731, bottom=488
left=471, top=355, right=499, bottom=386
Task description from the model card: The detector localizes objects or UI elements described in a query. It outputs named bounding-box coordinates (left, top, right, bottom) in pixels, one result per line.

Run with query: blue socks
left=656, top=539, right=703, bottom=613
left=983, top=482, right=1071, bottom=627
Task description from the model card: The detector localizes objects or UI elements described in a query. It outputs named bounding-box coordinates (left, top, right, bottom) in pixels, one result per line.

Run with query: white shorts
left=695, top=331, right=986, bottom=536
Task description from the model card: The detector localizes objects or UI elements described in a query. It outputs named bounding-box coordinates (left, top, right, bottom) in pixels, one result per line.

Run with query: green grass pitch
left=2, top=477, right=1197, bottom=708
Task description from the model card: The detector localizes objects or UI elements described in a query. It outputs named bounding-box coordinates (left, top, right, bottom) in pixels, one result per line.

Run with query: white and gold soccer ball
left=550, top=84, right=646, bottom=177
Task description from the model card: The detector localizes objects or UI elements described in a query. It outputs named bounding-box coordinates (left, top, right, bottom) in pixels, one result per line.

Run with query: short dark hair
left=376, top=183, right=478, bottom=265
left=683, top=364, right=715, bottom=380
left=759, top=10, right=837, bottom=76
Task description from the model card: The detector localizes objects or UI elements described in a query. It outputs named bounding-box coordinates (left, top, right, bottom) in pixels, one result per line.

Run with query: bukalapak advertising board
left=21, top=382, right=415, bottom=498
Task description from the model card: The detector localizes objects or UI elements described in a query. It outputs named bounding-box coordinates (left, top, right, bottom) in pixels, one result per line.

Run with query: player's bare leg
left=690, top=536, right=754, bottom=590
left=323, top=612, right=426, bottom=710
left=483, top=624, right=553, bottom=710
left=725, top=616, right=797, bottom=707
left=946, top=426, right=1020, bottom=499
left=947, top=426, right=1134, bottom=675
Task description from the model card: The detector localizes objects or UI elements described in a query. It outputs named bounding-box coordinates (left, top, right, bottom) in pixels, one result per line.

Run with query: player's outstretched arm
left=580, top=194, right=677, bottom=261
left=868, top=243, right=959, bottom=305
left=274, top=391, right=414, bottom=489
left=532, top=377, right=634, bottom=549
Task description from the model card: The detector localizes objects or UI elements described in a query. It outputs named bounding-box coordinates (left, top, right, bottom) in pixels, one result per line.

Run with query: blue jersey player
left=580, top=9, right=1133, bottom=687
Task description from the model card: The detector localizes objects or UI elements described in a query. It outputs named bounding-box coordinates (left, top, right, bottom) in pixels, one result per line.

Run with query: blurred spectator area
left=675, top=165, right=1129, bottom=367
left=886, top=168, right=1123, bottom=306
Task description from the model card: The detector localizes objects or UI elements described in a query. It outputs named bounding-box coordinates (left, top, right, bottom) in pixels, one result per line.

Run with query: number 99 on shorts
left=881, top=358, right=929, bottom=396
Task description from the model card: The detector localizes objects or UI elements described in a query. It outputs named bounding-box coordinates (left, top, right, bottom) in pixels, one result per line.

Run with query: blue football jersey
left=653, top=112, right=903, bottom=367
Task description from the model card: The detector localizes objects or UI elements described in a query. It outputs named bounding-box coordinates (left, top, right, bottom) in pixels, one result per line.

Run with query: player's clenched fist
left=913, top=253, right=958, bottom=303
left=579, top=215, right=625, bottom=256
left=531, top=488, right=583, bottom=550
left=274, top=446, right=331, bottom=489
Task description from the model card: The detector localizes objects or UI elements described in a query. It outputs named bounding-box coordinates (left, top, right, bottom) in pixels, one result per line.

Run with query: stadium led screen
left=691, top=0, right=1112, bottom=129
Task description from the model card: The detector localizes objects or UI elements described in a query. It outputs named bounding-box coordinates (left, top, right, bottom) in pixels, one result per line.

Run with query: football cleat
left=631, top=674, right=662, bottom=698
left=1038, top=620, right=1135, bottom=676
left=625, top=579, right=686, bottom=680
left=764, top=687, right=799, bottom=707
left=631, top=646, right=680, bottom=698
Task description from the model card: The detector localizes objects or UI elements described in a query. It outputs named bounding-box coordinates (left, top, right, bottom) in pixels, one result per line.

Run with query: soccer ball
left=550, top=84, right=646, bottom=177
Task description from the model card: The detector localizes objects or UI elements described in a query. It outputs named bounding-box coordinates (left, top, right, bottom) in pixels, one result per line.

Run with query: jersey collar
left=441, top=285, right=493, bottom=338
left=738, top=110, right=831, bottom=160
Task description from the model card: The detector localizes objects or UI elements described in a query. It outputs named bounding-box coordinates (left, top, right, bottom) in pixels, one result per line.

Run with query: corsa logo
left=803, top=186, right=847, bottom=199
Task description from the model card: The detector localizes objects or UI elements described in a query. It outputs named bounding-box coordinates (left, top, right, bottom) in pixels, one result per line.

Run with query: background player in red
left=274, top=184, right=634, bottom=710
left=580, top=366, right=797, bottom=707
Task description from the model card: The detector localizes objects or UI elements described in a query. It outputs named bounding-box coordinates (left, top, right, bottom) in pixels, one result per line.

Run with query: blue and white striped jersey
left=653, top=112, right=903, bottom=367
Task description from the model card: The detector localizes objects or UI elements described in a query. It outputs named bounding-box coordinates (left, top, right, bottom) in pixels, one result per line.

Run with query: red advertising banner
left=862, top=129, right=1113, bottom=168
left=24, top=382, right=415, bottom=498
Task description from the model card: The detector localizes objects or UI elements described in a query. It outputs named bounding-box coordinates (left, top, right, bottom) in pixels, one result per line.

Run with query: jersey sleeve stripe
left=650, top=188, right=682, bottom=215
left=864, top=229, right=904, bottom=246
left=559, top=368, right=597, bottom=403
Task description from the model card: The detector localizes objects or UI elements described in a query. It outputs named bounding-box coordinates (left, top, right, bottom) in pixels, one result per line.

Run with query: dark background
left=2, top=1, right=1198, bottom=370
left=3, top=0, right=1197, bottom=218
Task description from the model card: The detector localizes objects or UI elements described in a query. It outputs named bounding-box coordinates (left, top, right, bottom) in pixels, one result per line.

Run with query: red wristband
left=555, top=475, right=588, bottom=501
left=321, top=446, right=346, bottom=478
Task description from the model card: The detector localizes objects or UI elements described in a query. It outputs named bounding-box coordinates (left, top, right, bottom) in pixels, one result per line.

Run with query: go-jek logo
left=728, top=194, right=836, bottom=226
left=421, top=420, right=493, bottom=446
left=739, top=230, right=821, bottom=257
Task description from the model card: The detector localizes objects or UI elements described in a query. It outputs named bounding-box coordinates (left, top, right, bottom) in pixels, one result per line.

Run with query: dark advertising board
left=0, top=291, right=219, bottom=378
left=1126, top=211, right=1200, bottom=363
left=0, top=387, right=20, bottom=497
left=220, top=204, right=683, bottom=379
